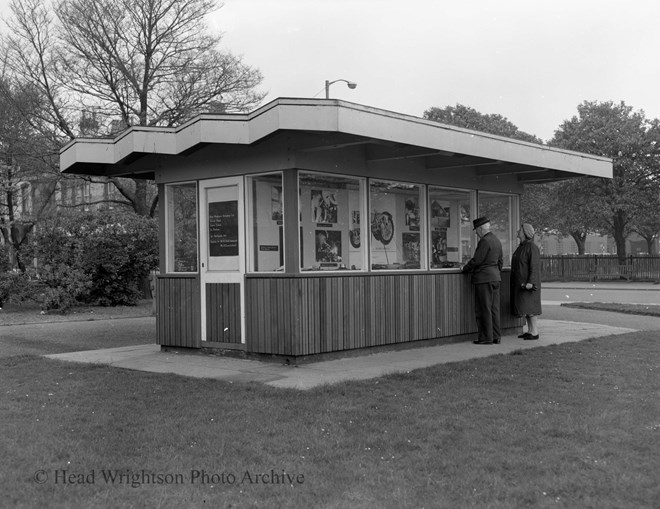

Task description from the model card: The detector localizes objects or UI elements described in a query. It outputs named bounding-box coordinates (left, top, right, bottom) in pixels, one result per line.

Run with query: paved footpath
left=45, top=317, right=639, bottom=390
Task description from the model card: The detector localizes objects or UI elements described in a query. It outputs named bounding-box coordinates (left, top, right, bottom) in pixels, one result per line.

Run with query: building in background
left=538, top=233, right=658, bottom=256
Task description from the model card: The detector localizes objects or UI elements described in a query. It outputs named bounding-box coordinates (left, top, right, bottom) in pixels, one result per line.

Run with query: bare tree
left=0, top=75, right=61, bottom=270
left=2, top=0, right=265, bottom=216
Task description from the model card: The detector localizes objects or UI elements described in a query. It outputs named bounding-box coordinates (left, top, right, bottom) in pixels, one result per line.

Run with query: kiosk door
left=199, top=177, right=245, bottom=344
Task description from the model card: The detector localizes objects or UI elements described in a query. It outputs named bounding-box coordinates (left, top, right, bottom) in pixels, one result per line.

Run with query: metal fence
left=540, top=255, right=660, bottom=282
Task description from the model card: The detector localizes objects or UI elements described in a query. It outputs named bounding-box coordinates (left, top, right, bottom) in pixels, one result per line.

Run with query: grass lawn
left=0, top=300, right=154, bottom=326
left=562, top=302, right=660, bottom=317
left=2, top=332, right=659, bottom=508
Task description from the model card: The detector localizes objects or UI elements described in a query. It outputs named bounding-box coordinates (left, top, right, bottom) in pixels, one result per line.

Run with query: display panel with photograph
left=370, top=180, right=424, bottom=270
left=428, top=187, right=472, bottom=269
left=404, top=198, right=420, bottom=230
left=350, top=210, right=361, bottom=248
left=315, top=230, right=342, bottom=262
left=299, top=173, right=365, bottom=270
left=430, top=200, right=450, bottom=228
left=311, top=189, right=338, bottom=223
left=271, top=185, right=283, bottom=222
left=402, top=232, right=420, bottom=265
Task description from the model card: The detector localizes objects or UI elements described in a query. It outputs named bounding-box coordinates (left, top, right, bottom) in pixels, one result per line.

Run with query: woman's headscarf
left=522, top=223, right=535, bottom=239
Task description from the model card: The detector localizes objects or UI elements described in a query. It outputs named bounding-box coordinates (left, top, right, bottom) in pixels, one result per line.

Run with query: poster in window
left=315, top=230, right=342, bottom=262
left=271, top=186, right=283, bottom=221
left=461, top=240, right=472, bottom=263
left=208, top=200, right=239, bottom=257
left=371, top=211, right=394, bottom=245
left=431, top=200, right=450, bottom=228
left=402, top=232, right=420, bottom=264
left=432, top=229, right=448, bottom=266
left=311, top=189, right=338, bottom=223
left=350, top=210, right=360, bottom=248
left=405, top=198, right=420, bottom=231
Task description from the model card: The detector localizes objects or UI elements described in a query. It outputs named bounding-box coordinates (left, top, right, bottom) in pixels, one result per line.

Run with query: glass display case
left=369, top=180, right=424, bottom=270
left=246, top=173, right=284, bottom=272
left=299, top=172, right=366, bottom=271
left=428, top=186, right=474, bottom=269
left=165, top=182, right=198, bottom=273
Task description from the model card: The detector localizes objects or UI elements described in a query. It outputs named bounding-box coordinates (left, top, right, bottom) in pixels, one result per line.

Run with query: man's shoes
left=493, top=338, right=501, bottom=344
left=473, top=340, right=493, bottom=345
left=522, top=333, right=539, bottom=340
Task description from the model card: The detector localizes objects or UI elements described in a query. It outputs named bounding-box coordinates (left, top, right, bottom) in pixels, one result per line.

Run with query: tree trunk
left=9, top=225, right=27, bottom=272
left=645, top=236, right=656, bottom=256
left=612, top=211, right=627, bottom=264
left=570, top=232, right=586, bottom=255
left=132, top=179, right=150, bottom=216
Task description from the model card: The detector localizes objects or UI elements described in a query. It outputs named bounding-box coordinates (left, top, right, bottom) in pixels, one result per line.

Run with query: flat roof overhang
left=59, top=98, right=613, bottom=182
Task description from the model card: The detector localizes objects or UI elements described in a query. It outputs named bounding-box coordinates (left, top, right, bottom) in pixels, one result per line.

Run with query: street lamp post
left=325, top=79, right=357, bottom=99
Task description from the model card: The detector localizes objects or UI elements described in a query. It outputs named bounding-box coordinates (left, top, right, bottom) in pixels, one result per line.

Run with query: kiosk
left=60, top=98, right=612, bottom=359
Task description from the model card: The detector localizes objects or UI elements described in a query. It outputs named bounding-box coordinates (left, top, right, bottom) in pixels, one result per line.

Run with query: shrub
left=28, top=210, right=159, bottom=308
left=37, top=264, right=93, bottom=312
left=0, top=242, right=12, bottom=272
left=0, top=270, right=47, bottom=308
left=0, top=271, right=24, bottom=307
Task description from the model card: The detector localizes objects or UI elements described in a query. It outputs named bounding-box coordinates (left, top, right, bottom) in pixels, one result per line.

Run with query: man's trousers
left=474, top=281, right=501, bottom=343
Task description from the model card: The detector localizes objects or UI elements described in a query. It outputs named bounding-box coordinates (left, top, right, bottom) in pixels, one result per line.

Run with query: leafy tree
left=422, top=103, right=601, bottom=251
left=628, top=179, right=660, bottom=254
left=520, top=179, right=604, bottom=254
left=550, top=101, right=660, bottom=263
left=423, top=104, right=543, bottom=144
left=2, top=0, right=265, bottom=216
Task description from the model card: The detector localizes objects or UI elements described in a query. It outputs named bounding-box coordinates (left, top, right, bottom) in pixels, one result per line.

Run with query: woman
left=511, top=223, right=542, bottom=339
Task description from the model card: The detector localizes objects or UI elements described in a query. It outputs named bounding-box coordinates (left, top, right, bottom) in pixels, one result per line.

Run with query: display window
left=246, top=173, right=284, bottom=272
left=369, top=180, right=425, bottom=270
left=299, top=172, right=365, bottom=271
left=165, top=182, right=198, bottom=273
left=478, top=191, right=517, bottom=266
left=428, top=186, right=474, bottom=269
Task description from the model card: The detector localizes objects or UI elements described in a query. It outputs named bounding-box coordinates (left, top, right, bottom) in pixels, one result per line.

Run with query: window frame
left=427, top=185, right=476, bottom=271
left=164, top=181, right=199, bottom=274
left=245, top=171, right=285, bottom=274
left=477, top=190, right=519, bottom=268
left=368, top=178, right=427, bottom=271
left=298, top=170, right=368, bottom=273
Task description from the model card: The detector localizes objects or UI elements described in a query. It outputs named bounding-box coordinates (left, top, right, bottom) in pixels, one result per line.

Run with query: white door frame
left=198, top=177, right=246, bottom=343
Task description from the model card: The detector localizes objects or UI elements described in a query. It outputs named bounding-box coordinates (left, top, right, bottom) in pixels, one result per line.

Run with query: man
left=461, top=217, right=503, bottom=345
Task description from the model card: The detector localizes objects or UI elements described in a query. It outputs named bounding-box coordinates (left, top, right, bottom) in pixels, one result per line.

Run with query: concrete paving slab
left=44, top=318, right=637, bottom=390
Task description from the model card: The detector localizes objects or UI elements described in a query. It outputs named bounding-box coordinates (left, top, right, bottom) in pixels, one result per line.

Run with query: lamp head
left=347, top=82, right=357, bottom=89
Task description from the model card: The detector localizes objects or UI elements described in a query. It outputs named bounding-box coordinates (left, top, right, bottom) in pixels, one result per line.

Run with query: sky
left=2, top=0, right=660, bottom=142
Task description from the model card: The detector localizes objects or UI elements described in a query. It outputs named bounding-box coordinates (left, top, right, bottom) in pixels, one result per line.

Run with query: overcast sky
left=3, top=0, right=660, bottom=141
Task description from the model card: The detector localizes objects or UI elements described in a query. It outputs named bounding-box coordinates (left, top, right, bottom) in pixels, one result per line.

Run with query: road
left=541, top=281, right=660, bottom=305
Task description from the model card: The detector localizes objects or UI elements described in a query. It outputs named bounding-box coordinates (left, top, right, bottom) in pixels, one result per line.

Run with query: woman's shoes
left=517, top=333, right=527, bottom=338
left=522, top=333, right=539, bottom=340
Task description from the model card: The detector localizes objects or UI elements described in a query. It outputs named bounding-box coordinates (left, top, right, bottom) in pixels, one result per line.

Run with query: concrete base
left=44, top=319, right=636, bottom=390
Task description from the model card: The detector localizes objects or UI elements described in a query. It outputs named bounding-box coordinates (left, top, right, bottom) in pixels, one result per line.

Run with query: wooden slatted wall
left=205, top=283, right=242, bottom=343
left=245, top=272, right=522, bottom=356
left=156, top=276, right=201, bottom=348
